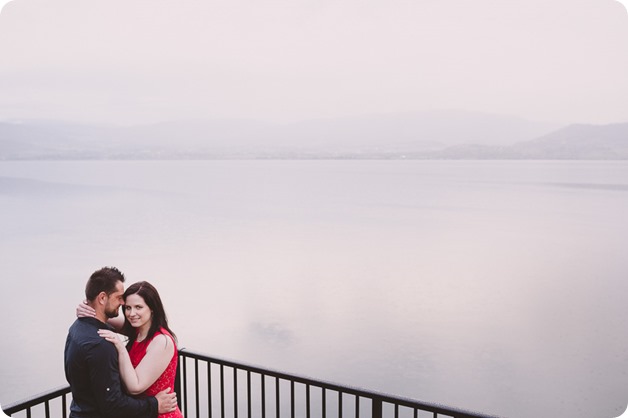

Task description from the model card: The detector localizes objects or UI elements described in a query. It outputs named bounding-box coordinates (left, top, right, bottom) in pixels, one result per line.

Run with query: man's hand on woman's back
left=155, top=388, right=178, bottom=414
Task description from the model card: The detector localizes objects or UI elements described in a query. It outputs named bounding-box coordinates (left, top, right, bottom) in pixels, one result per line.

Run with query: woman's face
left=124, top=293, right=152, bottom=329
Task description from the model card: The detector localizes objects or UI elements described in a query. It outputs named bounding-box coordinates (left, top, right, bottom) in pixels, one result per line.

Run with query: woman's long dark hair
left=121, top=281, right=177, bottom=348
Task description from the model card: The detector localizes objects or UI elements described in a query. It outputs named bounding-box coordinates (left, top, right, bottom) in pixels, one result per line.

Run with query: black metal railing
left=2, top=386, right=71, bottom=418
left=176, top=349, right=496, bottom=418
left=2, top=349, right=497, bottom=418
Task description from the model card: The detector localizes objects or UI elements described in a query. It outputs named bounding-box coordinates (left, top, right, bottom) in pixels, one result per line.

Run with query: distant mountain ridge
left=1, top=111, right=626, bottom=159
left=433, top=123, right=628, bottom=159
left=512, top=123, right=628, bottom=159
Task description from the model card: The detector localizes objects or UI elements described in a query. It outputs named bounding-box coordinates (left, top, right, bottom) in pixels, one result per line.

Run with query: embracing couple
left=64, top=267, right=183, bottom=418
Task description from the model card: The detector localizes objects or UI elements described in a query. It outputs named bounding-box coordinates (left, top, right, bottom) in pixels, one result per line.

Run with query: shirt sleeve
left=86, top=339, right=158, bottom=418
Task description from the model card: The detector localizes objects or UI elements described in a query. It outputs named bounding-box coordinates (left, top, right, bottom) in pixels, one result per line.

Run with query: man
left=64, top=267, right=177, bottom=417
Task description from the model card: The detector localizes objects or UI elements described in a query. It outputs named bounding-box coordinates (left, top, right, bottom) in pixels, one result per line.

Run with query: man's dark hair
left=85, top=267, right=125, bottom=301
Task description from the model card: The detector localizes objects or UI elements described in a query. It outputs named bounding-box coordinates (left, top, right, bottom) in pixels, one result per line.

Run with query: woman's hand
left=98, top=329, right=128, bottom=351
left=76, top=301, right=96, bottom=318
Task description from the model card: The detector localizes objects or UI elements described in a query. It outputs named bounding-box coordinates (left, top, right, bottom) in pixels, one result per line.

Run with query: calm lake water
left=1, top=160, right=627, bottom=418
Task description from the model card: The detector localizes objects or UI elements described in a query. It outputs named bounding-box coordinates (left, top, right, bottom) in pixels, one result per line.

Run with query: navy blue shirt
left=64, top=317, right=158, bottom=418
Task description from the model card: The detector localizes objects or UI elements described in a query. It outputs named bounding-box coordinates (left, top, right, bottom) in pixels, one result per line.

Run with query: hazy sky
left=0, top=0, right=627, bottom=125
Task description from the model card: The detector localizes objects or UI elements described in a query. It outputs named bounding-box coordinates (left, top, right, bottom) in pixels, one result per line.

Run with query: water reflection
left=0, top=160, right=627, bottom=418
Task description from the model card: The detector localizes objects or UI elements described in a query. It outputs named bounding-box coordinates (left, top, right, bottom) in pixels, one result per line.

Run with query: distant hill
left=5, top=112, right=627, bottom=160
left=266, top=110, right=557, bottom=151
left=510, top=123, right=628, bottom=159
left=433, top=123, right=628, bottom=159
left=0, top=121, right=121, bottom=159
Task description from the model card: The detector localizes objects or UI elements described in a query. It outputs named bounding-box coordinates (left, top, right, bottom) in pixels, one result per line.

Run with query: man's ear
left=97, top=291, right=108, bottom=305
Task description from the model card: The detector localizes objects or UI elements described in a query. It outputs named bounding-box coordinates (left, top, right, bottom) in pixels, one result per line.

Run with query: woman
left=78, top=281, right=183, bottom=418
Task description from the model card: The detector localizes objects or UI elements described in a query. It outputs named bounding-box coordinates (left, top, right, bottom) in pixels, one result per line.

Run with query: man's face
left=104, top=281, right=125, bottom=319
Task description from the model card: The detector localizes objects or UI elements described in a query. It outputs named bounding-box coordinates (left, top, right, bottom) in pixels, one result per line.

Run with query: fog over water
left=1, top=160, right=627, bottom=418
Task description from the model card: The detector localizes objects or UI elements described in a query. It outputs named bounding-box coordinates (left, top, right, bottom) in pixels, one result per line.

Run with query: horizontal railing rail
left=2, top=349, right=499, bottom=418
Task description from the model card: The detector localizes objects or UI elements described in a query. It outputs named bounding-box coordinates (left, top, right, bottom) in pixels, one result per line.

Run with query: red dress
left=128, top=328, right=183, bottom=418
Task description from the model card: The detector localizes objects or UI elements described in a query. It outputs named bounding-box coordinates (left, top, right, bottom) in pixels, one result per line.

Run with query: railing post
left=372, top=397, right=382, bottom=418
left=174, top=353, right=182, bottom=407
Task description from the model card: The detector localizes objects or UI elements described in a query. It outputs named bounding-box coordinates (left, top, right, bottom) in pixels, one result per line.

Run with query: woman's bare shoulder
left=147, top=332, right=174, bottom=354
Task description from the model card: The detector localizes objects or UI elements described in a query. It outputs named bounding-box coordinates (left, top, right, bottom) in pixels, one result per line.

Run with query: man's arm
left=86, top=339, right=159, bottom=418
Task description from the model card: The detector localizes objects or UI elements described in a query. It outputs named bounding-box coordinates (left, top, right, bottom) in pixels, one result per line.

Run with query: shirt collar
left=78, top=316, right=116, bottom=330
